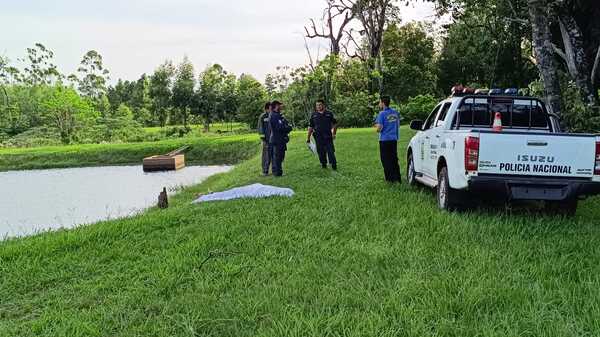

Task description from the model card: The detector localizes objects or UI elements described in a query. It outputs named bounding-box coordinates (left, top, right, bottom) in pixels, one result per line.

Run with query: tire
left=407, top=152, right=417, bottom=186
left=545, top=198, right=578, bottom=217
left=437, top=166, right=463, bottom=211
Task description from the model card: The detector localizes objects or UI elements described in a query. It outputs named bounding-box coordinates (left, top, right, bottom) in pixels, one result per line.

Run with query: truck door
left=427, top=102, right=453, bottom=178
left=419, top=104, right=442, bottom=178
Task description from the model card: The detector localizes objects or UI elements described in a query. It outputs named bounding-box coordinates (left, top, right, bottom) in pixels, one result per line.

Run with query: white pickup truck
left=406, top=92, right=600, bottom=215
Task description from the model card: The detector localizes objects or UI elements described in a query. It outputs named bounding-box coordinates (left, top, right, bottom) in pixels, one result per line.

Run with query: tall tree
left=19, top=43, right=62, bottom=85
left=305, top=0, right=355, bottom=56
left=528, top=0, right=563, bottom=115
left=236, top=74, right=267, bottom=127
left=70, top=50, right=110, bottom=101
left=172, top=57, right=195, bottom=128
left=346, top=0, right=399, bottom=93
left=196, top=64, right=227, bottom=131
left=553, top=0, right=599, bottom=106
left=149, top=61, right=175, bottom=127
left=382, top=23, right=438, bottom=102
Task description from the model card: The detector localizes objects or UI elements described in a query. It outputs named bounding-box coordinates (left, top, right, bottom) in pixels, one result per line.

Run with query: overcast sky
left=0, top=0, right=436, bottom=83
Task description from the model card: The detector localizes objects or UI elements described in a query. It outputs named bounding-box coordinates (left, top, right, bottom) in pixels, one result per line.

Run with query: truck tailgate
left=477, top=131, right=596, bottom=178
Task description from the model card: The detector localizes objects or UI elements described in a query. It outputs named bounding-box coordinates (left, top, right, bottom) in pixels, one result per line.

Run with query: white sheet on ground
left=193, top=183, right=294, bottom=203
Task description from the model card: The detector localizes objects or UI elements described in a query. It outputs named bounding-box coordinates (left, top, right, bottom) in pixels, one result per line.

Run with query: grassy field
left=0, top=134, right=258, bottom=171
left=2, top=127, right=600, bottom=336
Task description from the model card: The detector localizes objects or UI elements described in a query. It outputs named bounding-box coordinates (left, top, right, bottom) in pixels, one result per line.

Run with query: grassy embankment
left=2, top=127, right=600, bottom=336
left=0, top=134, right=258, bottom=172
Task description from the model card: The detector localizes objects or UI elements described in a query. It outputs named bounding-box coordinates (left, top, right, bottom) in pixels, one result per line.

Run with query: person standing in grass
left=269, top=101, right=292, bottom=177
left=375, top=96, right=401, bottom=183
left=307, top=99, right=338, bottom=170
left=258, top=102, right=272, bottom=176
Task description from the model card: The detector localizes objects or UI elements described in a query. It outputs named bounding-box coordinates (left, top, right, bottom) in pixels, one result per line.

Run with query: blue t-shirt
left=376, top=107, right=400, bottom=141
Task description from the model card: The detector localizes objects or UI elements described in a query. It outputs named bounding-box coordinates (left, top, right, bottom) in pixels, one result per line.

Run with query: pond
left=0, top=165, right=232, bottom=239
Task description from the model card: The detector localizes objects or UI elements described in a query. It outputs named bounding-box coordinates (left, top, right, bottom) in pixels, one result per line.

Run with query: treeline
left=272, top=0, right=600, bottom=131
left=0, top=46, right=266, bottom=146
left=1, top=0, right=599, bottom=147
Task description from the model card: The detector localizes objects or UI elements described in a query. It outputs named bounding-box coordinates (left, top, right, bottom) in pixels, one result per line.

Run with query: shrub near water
left=0, top=134, right=259, bottom=171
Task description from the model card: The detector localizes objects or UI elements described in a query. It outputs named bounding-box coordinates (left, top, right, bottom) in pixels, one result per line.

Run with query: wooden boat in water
left=143, top=146, right=188, bottom=172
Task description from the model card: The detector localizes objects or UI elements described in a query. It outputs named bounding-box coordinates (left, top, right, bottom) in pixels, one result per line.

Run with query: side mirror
left=410, top=120, right=423, bottom=131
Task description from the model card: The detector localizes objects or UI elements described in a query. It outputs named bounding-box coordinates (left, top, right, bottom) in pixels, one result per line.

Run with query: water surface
left=0, top=165, right=231, bottom=239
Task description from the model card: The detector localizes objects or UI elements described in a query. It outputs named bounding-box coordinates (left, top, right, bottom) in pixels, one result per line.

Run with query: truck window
left=456, top=97, right=549, bottom=130
left=423, top=104, right=441, bottom=130
left=435, top=103, right=452, bottom=127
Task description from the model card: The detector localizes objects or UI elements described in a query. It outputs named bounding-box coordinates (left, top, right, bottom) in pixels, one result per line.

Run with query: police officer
left=375, top=96, right=401, bottom=183
left=307, top=99, right=337, bottom=170
left=269, top=101, right=292, bottom=177
left=258, top=102, right=272, bottom=176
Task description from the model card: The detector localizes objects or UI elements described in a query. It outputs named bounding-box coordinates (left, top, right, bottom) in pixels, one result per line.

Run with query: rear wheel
left=545, top=198, right=578, bottom=217
left=407, top=152, right=417, bottom=186
left=437, top=166, right=463, bottom=211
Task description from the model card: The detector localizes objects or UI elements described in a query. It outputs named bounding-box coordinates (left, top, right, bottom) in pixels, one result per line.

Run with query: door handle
left=435, top=135, right=441, bottom=138
left=527, top=140, right=547, bottom=146
left=425, top=136, right=430, bottom=139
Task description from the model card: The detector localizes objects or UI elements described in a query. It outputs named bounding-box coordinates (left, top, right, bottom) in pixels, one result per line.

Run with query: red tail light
left=465, top=136, right=480, bottom=172
left=595, top=142, right=600, bottom=175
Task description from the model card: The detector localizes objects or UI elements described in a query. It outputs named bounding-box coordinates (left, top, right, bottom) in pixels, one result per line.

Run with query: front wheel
left=407, top=152, right=417, bottom=186
left=437, top=166, right=463, bottom=211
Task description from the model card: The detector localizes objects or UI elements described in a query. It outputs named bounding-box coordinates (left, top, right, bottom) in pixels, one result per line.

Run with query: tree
left=172, top=57, right=195, bottom=128
left=528, top=0, right=563, bottom=115
left=19, top=43, right=62, bottom=85
left=0, top=56, right=21, bottom=85
left=70, top=50, right=110, bottom=101
left=130, top=74, right=153, bottom=125
left=435, top=0, right=537, bottom=92
left=236, top=74, right=267, bottom=127
left=219, top=72, right=238, bottom=125
left=382, top=23, right=438, bottom=102
left=41, top=85, right=97, bottom=144
left=343, top=0, right=400, bottom=93
left=149, top=61, right=175, bottom=127
left=196, top=64, right=227, bottom=131
left=305, top=0, right=355, bottom=56
left=553, top=0, right=599, bottom=106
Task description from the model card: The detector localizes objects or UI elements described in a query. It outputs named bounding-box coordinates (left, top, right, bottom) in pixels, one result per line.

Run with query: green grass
left=0, top=134, right=259, bottom=171
left=143, top=123, right=248, bottom=135
left=2, top=127, right=600, bottom=336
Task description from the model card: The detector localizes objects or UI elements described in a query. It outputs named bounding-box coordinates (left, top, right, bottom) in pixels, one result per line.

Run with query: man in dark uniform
left=269, top=101, right=292, bottom=177
left=307, top=99, right=338, bottom=170
left=257, top=102, right=272, bottom=175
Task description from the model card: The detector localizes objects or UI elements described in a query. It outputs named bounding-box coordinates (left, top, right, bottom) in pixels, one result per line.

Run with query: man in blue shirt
left=375, top=96, right=401, bottom=183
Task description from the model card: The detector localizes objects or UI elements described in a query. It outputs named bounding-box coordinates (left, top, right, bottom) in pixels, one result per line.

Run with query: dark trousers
left=315, top=138, right=337, bottom=167
left=379, top=141, right=401, bottom=182
left=271, top=144, right=286, bottom=176
left=261, top=141, right=272, bottom=174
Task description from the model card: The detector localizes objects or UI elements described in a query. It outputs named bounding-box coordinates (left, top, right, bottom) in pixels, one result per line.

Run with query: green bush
left=1, top=126, right=62, bottom=148
left=396, top=94, right=438, bottom=122
left=529, top=76, right=600, bottom=133
left=331, top=91, right=379, bottom=127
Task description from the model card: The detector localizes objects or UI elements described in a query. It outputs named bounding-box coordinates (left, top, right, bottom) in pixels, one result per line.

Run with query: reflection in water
left=0, top=165, right=232, bottom=239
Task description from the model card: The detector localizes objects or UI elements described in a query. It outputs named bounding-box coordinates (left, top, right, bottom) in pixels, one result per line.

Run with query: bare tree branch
left=552, top=43, right=569, bottom=64
left=304, top=0, right=355, bottom=56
